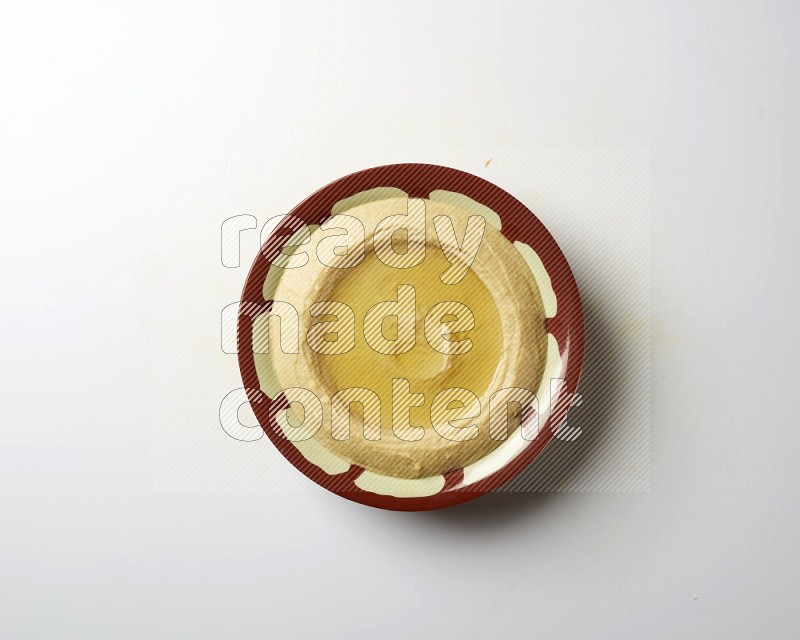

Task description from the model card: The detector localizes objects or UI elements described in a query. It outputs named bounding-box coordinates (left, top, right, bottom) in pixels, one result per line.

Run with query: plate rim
left=237, top=163, right=585, bottom=510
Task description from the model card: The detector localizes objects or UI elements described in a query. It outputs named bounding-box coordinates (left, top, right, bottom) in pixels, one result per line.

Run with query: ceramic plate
left=238, top=164, right=584, bottom=510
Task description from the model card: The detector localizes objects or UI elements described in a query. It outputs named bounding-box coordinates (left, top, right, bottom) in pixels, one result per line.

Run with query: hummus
left=262, top=196, right=548, bottom=479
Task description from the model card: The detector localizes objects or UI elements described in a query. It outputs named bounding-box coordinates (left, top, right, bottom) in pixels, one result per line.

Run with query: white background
left=1, top=1, right=799, bottom=638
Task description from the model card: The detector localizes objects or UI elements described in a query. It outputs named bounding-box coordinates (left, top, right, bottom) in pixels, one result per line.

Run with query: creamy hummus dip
left=261, top=196, right=547, bottom=479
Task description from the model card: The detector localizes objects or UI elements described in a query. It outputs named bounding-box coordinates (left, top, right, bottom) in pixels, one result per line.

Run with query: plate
left=238, top=163, right=584, bottom=510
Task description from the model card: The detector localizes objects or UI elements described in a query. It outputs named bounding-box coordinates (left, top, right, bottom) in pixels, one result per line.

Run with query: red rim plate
left=238, top=163, right=585, bottom=510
